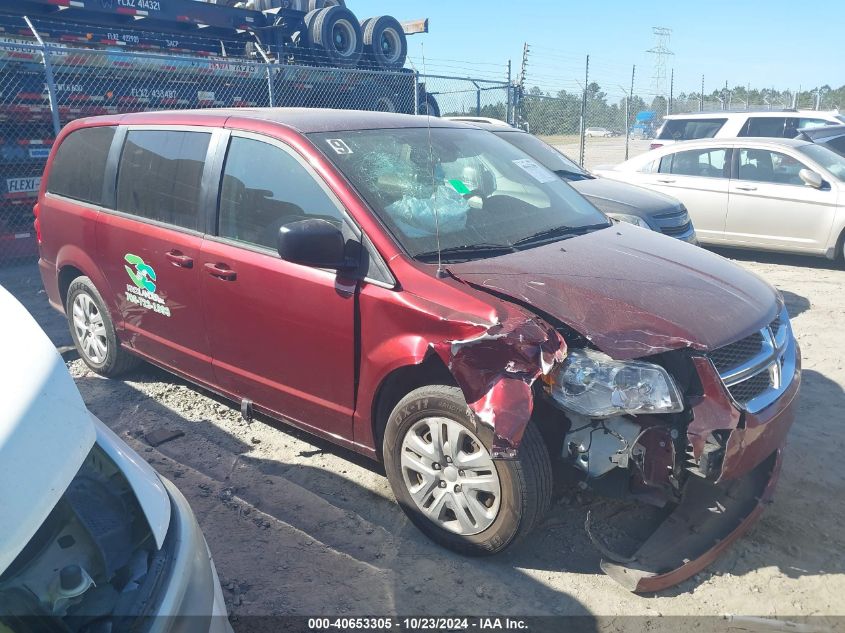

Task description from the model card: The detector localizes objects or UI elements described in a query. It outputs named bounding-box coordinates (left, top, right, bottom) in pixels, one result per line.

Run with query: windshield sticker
left=124, top=254, right=171, bottom=317
left=326, top=139, right=353, bottom=155
left=448, top=179, right=472, bottom=195
left=512, top=159, right=557, bottom=184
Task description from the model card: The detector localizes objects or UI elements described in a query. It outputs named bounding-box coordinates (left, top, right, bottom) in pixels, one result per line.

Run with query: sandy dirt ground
left=2, top=246, right=844, bottom=628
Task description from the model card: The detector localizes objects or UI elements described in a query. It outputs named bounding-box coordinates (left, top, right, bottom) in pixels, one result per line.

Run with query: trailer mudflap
left=601, top=450, right=781, bottom=593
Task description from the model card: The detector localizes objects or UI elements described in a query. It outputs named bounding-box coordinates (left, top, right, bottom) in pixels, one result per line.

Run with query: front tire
left=66, top=276, right=140, bottom=377
left=383, top=385, right=552, bottom=555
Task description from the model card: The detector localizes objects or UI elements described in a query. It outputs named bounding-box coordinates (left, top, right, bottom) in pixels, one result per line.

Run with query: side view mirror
left=277, top=219, right=356, bottom=271
left=799, top=168, right=824, bottom=189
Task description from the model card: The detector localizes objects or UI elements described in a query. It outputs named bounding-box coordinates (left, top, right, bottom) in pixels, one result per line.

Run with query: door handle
left=735, top=185, right=757, bottom=191
left=204, top=262, right=237, bottom=281
left=166, top=250, right=194, bottom=268
left=656, top=178, right=676, bottom=183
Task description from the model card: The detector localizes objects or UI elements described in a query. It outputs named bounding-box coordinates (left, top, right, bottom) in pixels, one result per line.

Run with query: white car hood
left=0, top=286, right=169, bottom=576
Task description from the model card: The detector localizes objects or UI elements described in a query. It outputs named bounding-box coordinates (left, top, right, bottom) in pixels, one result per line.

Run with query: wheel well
left=371, top=354, right=456, bottom=460
left=836, top=226, right=845, bottom=262
left=58, top=265, right=84, bottom=308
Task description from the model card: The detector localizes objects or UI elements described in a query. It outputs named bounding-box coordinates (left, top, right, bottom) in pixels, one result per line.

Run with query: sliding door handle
left=204, top=263, right=237, bottom=281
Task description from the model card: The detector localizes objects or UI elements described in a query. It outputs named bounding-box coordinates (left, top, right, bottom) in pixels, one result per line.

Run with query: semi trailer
left=0, top=0, right=438, bottom=259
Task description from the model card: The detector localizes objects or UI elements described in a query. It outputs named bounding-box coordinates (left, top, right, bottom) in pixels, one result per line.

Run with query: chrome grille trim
left=708, top=306, right=796, bottom=414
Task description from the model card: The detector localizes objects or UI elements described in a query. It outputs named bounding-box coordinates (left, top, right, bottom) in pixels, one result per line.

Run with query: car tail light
left=33, top=202, right=41, bottom=244
left=650, top=143, right=664, bottom=150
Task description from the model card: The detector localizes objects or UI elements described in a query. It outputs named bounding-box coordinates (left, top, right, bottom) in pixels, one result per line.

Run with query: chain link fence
left=0, top=38, right=510, bottom=262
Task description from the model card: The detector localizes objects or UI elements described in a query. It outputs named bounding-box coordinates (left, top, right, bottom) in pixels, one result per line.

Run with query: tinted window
left=658, top=118, right=727, bottom=141
left=219, top=137, right=342, bottom=250
left=47, top=126, right=115, bottom=205
left=739, top=117, right=787, bottom=137
left=659, top=148, right=728, bottom=178
left=784, top=117, right=835, bottom=138
left=821, top=136, right=845, bottom=159
left=116, top=130, right=210, bottom=230
left=737, top=149, right=805, bottom=185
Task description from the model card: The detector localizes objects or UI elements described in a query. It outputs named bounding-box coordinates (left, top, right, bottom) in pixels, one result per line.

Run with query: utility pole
left=506, top=59, right=512, bottom=125
left=626, top=64, right=635, bottom=160
left=700, top=75, right=705, bottom=112
left=668, top=68, right=674, bottom=115
left=578, top=54, right=589, bottom=167
left=519, top=42, right=529, bottom=91
left=517, top=43, right=529, bottom=128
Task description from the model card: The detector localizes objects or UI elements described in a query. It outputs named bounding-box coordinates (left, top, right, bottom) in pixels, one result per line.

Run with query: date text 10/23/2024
left=307, top=618, right=530, bottom=631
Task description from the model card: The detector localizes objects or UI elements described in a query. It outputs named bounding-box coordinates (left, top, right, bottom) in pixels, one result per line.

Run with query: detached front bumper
left=601, top=347, right=801, bottom=593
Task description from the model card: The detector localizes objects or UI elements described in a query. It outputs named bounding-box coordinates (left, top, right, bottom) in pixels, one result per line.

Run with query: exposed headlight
left=549, top=348, right=684, bottom=417
left=606, top=213, right=651, bottom=229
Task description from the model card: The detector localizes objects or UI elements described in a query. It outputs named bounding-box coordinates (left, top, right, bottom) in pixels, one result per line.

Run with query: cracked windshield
left=311, top=128, right=610, bottom=262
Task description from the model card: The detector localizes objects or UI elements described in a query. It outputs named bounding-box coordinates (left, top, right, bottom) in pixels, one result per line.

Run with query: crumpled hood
left=571, top=177, right=681, bottom=215
left=447, top=224, right=779, bottom=359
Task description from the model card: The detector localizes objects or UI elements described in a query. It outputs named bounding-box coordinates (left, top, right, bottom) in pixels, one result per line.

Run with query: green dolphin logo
left=124, top=253, right=157, bottom=293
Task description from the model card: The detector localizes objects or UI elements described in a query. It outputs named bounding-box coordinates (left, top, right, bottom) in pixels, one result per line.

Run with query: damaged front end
left=540, top=306, right=801, bottom=592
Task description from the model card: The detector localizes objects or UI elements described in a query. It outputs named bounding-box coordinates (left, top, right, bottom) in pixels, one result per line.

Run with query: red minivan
left=37, top=109, right=800, bottom=592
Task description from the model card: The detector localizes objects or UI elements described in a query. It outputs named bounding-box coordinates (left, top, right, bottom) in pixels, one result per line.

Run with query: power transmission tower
left=647, top=27, right=674, bottom=111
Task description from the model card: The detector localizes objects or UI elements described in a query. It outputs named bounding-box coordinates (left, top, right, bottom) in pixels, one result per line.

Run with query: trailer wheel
left=307, top=0, right=345, bottom=10
left=347, top=80, right=410, bottom=113
left=308, top=6, right=363, bottom=68
left=361, top=15, right=407, bottom=70
left=418, top=92, right=441, bottom=117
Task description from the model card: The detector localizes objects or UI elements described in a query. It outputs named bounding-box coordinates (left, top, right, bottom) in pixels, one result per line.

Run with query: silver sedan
left=594, top=137, right=845, bottom=261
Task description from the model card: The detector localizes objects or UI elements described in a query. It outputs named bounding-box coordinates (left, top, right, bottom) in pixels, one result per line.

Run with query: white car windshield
left=311, top=127, right=610, bottom=262
left=799, top=144, right=845, bottom=181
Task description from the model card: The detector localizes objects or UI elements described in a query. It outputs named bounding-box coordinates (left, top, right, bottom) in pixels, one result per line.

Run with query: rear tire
left=308, top=6, right=363, bottom=68
left=66, top=276, right=140, bottom=377
left=346, top=80, right=410, bottom=113
left=418, top=91, right=440, bottom=117
left=383, top=385, right=552, bottom=555
left=837, top=230, right=845, bottom=269
left=307, top=0, right=344, bottom=10
left=361, top=15, right=407, bottom=70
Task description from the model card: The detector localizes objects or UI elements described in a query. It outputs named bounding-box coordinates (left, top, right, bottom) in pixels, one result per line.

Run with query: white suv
left=651, top=110, right=845, bottom=149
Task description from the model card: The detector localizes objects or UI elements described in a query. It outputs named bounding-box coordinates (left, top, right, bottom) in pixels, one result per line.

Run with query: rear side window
left=658, top=148, right=729, bottom=178
left=658, top=118, right=727, bottom=141
left=116, top=130, right=210, bottom=230
left=784, top=117, right=835, bottom=138
left=739, top=117, right=786, bottom=137
left=47, top=126, right=115, bottom=205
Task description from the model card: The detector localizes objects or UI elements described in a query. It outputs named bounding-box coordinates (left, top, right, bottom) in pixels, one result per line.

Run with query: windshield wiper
left=554, top=169, right=592, bottom=181
left=513, top=222, right=610, bottom=248
left=415, top=243, right=516, bottom=263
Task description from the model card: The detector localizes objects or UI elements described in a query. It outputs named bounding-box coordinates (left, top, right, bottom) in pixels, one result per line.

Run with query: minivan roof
left=75, top=107, right=470, bottom=134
